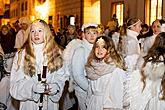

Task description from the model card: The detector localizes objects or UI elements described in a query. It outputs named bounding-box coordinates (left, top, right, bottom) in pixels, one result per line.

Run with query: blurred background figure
left=14, top=17, right=31, bottom=50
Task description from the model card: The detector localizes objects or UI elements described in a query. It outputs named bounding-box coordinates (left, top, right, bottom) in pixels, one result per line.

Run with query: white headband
left=127, top=19, right=141, bottom=28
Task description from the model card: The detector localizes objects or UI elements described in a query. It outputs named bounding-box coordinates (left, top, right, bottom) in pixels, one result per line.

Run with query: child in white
left=122, top=18, right=142, bottom=56
left=85, top=36, right=126, bottom=110
left=70, top=23, right=98, bottom=110
left=10, top=19, right=69, bottom=110
left=138, top=32, right=165, bottom=110
left=124, top=32, right=165, bottom=110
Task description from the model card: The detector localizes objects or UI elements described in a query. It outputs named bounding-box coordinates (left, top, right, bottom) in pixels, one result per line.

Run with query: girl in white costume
left=122, top=18, right=144, bottom=110
left=10, top=19, right=69, bottom=110
left=68, top=23, right=98, bottom=110
left=139, top=32, right=165, bottom=110
left=143, top=19, right=165, bottom=55
left=122, top=18, right=142, bottom=56
left=124, top=32, right=165, bottom=110
left=85, top=36, right=126, bottom=110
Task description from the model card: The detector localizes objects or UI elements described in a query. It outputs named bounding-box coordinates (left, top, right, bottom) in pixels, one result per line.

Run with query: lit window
left=112, top=3, right=124, bottom=26
left=145, top=0, right=162, bottom=25
left=70, top=16, right=75, bottom=25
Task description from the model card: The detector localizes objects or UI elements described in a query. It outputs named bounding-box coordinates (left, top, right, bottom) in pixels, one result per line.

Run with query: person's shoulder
left=65, top=39, right=83, bottom=51
left=16, top=30, right=24, bottom=36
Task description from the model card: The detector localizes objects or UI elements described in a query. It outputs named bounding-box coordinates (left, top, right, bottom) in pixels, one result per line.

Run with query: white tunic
left=71, top=38, right=93, bottom=110
left=86, top=62, right=126, bottom=110
left=123, top=29, right=141, bottom=56
left=123, top=55, right=152, bottom=110
left=124, top=55, right=165, bottom=110
left=10, top=44, right=68, bottom=110
left=143, top=34, right=157, bottom=54
left=143, top=59, right=165, bottom=110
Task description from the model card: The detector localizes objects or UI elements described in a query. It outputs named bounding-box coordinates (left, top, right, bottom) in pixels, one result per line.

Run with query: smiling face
left=30, top=22, right=44, bottom=44
left=94, top=37, right=107, bottom=59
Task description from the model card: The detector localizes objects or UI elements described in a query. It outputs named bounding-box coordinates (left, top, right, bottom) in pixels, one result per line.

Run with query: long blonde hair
left=18, top=19, right=63, bottom=76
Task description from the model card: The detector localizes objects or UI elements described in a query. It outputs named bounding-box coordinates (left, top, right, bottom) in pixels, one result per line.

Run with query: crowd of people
left=0, top=15, right=165, bottom=110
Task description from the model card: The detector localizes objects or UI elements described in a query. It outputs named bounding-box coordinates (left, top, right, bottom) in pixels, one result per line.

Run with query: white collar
left=33, top=43, right=44, bottom=50
left=127, top=29, right=139, bottom=39
left=82, top=38, right=93, bottom=50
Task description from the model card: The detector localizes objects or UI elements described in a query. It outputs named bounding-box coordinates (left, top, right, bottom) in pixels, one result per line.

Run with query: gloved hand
left=48, top=83, right=59, bottom=95
left=32, top=82, right=45, bottom=94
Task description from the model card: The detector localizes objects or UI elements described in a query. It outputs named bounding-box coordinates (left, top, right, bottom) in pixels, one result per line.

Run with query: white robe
left=123, top=55, right=152, bottom=110
left=124, top=55, right=165, bottom=110
left=0, top=76, right=19, bottom=110
left=123, top=29, right=141, bottom=56
left=143, top=34, right=157, bottom=55
left=86, top=66, right=126, bottom=110
left=71, top=39, right=93, bottom=110
left=142, top=59, right=165, bottom=110
left=10, top=44, right=68, bottom=110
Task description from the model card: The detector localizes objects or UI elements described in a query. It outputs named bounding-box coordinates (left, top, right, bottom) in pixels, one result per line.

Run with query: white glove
left=32, top=82, right=45, bottom=94
left=48, top=83, right=59, bottom=95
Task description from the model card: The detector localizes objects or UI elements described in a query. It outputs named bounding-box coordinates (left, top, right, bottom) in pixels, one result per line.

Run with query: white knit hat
left=81, top=23, right=98, bottom=31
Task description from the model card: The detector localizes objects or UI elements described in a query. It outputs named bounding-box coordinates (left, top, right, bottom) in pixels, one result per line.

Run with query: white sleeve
left=125, top=39, right=140, bottom=55
left=49, top=67, right=69, bottom=102
left=10, top=51, right=40, bottom=101
left=143, top=38, right=150, bottom=54
left=72, top=47, right=88, bottom=91
left=107, top=68, right=126, bottom=109
left=124, top=54, right=140, bottom=72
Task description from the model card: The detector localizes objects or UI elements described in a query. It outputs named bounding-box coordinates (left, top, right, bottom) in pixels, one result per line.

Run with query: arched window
left=145, top=0, right=162, bottom=25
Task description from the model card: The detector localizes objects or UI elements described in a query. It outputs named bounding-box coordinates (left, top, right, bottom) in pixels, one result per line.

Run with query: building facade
left=8, top=0, right=165, bottom=30
left=101, top=0, right=165, bottom=26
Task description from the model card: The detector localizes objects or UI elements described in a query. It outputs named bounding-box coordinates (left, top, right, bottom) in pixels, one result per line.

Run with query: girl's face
left=84, top=29, right=98, bottom=44
left=152, top=20, right=161, bottom=35
left=31, top=22, right=44, bottom=44
left=95, top=38, right=107, bottom=59
left=132, top=22, right=142, bottom=34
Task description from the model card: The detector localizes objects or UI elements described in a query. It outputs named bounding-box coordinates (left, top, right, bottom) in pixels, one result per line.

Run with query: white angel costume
left=143, top=34, right=157, bottom=55
left=123, top=54, right=152, bottom=110
left=10, top=43, right=69, bottom=110
left=122, top=29, right=141, bottom=57
left=142, top=57, right=165, bottom=110
left=86, top=60, right=126, bottom=110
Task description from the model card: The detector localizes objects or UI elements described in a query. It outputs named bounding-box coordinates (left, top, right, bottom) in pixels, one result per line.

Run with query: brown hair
left=141, top=32, right=165, bottom=95
left=87, top=36, right=126, bottom=70
left=127, top=18, right=140, bottom=29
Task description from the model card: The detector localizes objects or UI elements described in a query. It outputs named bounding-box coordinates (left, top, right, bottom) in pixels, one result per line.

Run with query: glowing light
left=92, top=1, right=100, bottom=24
left=84, top=1, right=100, bottom=24
left=35, top=0, right=49, bottom=20
left=70, top=17, right=75, bottom=25
left=30, top=16, right=35, bottom=21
